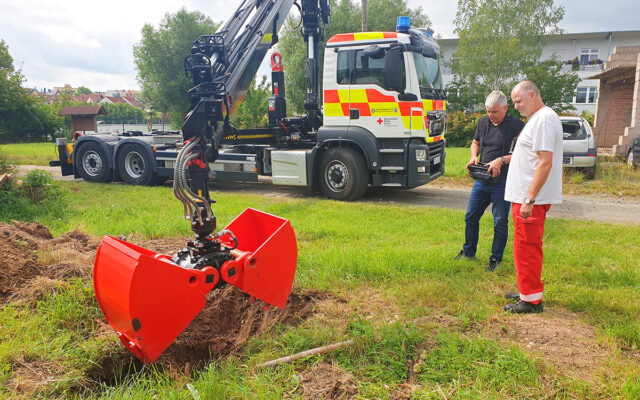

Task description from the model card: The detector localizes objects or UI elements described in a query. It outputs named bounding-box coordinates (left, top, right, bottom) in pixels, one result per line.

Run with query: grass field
left=1, top=180, right=639, bottom=399
left=0, top=142, right=59, bottom=166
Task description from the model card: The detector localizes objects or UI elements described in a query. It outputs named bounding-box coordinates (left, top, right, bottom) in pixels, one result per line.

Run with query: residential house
left=438, top=30, right=640, bottom=114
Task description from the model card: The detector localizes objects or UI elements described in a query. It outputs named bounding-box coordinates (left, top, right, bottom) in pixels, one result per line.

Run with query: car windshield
left=412, top=52, right=443, bottom=99
left=562, top=120, right=587, bottom=140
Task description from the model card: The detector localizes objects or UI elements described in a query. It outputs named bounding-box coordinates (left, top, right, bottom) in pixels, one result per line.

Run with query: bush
left=22, top=169, right=53, bottom=202
left=445, top=111, right=483, bottom=147
left=0, top=169, right=69, bottom=222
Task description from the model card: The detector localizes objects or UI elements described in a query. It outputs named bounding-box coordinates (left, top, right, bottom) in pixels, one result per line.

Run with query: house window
left=580, top=49, right=599, bottom=64
left=575, top=87, right=598, bottom=104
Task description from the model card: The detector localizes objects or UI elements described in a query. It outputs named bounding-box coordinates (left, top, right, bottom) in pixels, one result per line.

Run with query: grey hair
left=485, top=90, right=508, bottom=108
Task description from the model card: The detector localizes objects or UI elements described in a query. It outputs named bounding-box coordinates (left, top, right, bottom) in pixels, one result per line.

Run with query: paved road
left=16, top=165, right=640, bottom=225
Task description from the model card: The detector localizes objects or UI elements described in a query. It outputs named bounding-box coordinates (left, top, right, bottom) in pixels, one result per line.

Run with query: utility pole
left=361, top=0, right=367, bottom=32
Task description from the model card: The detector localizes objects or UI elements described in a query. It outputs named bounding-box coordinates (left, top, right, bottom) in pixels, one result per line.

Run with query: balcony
left=562, top=61, right=604, bottom=73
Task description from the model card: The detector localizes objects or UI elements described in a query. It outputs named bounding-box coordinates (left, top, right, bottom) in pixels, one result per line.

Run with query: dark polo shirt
left=474, top=114, right=524, bottom=180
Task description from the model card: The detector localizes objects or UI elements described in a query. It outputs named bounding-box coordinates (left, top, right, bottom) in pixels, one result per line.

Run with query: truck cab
left=317, top=22, right=446, bottom=199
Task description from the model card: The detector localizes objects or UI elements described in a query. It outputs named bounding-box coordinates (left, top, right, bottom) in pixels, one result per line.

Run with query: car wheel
left=585, top=162, right=596, bottom=180
left=116, top=143, right=155, bottom=186
left=318, top=147, right=368, bottom=201
left=76, top=141, right=113, bottom=183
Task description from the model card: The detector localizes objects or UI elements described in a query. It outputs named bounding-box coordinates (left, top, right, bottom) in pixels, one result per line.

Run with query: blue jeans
left=462, top=179, right=511, bottom=261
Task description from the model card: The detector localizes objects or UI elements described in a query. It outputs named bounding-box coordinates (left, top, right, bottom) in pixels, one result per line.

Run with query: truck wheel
left=76, top=141, right=113, bottom=183
left=319, top=147, right=368, bottom=201
left=117, top=143, right=155, bottom=186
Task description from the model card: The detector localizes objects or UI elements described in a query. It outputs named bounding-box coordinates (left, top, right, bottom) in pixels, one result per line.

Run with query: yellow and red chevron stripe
left=327, top=32, right=398, bottom=44
left=324, top=88, right=445, bottom=140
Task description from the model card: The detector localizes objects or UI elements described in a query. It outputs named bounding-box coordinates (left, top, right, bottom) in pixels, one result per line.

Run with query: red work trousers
left=512, top=203, right=551, bottom=305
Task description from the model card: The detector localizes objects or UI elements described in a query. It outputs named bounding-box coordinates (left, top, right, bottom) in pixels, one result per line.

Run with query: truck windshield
left=412, top=52, right=443, bottom=100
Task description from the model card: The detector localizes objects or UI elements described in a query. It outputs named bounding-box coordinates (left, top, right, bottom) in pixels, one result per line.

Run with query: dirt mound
left=0, top=222, right=96, bottom=303
left=158, top=286, right=322, bottom=368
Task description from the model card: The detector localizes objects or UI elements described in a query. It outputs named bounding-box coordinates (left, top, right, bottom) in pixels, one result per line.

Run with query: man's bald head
left=512, top=81, right=541, bottom=99
left=511, top=81, right=544, bottom=118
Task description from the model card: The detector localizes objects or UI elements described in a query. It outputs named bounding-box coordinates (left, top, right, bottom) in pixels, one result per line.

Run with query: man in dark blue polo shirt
left=455, top=91, right=524, bottom=271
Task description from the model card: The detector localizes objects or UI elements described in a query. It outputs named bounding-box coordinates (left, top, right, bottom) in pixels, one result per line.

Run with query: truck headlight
left=416, top=149, right=427, bottom=161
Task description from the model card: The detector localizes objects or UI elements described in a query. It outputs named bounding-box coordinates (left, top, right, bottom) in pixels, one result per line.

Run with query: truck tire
left=318, top=147, right=368, bottom=201
left=116, top=143, right=155, bottom=186
left=76, top=141, right=113, bottom=183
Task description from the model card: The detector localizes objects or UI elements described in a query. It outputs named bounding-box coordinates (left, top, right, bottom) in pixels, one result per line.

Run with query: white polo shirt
left=505, top=106, right=563, bottom=205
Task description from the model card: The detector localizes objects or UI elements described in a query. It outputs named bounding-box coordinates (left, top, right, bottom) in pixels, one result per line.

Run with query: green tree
left=448, top=0, right=566, bottom=111
left=76, top=86, right=92, bottom=95
left=277, top=0, right=430, bottom=114
left=0, top=39, right=62, bottom=142
left=133, top=9, right=219, bottom=127
left=233, top=76, right=271, bottom=128
left=98, top=103, right=146, bottom=124
left=523, top=58, right=580, bottom=114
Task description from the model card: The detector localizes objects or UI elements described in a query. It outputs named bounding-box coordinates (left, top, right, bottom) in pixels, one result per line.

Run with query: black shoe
left=504, top=292, right=519, bottom=300
left=485, top=258, right=500, bottom=271
left=454, top=250, right=475, bottom=260
left=504, top=300, right=543, bottom=314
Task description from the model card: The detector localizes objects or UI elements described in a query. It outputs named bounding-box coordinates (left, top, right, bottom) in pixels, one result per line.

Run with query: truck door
left=323, top=49, right=351, bottom=127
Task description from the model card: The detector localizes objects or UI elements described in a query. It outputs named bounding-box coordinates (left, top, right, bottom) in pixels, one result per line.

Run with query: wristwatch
left=501, top=156, right=507, bottom=164
left=524, top=197, right=535, bottom=205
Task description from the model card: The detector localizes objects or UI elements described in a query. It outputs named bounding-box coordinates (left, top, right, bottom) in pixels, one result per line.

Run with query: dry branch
left=255, top=339, right=354, bottom=369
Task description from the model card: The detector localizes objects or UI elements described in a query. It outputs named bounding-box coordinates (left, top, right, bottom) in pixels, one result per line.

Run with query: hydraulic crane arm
left=183, top=0, right=330, bottom=144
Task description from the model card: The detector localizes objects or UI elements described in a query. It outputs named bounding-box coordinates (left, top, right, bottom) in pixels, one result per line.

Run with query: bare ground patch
left=294, top=362, right=359, bottom=399
left=486, top=307, right=612, bottom=382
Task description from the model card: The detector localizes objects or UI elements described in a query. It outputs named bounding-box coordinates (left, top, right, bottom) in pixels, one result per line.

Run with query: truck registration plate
left=433, top=155, right=441, bottom=165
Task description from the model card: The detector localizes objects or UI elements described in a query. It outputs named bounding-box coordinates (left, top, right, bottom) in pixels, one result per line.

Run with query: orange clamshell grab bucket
left=93, top=208, right=297, bottom=363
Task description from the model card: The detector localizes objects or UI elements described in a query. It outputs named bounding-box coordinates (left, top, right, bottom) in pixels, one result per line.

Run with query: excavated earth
left=0, top=222, right=321, bottom=394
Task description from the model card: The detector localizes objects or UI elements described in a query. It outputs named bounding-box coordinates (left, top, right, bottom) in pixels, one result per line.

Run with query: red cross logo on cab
left=377, top=118, right=383, bottom=125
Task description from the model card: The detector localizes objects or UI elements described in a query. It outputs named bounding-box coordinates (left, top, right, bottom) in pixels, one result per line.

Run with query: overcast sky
left=0, top=0, right=638, bottom=92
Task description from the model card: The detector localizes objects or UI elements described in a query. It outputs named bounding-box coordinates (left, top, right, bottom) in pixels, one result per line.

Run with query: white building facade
left=438, top=30, right=640, bottom=114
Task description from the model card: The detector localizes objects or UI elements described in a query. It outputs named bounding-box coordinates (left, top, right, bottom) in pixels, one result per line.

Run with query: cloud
left=0, top=0, right=229, bottom=91
left=1, top=0, right=638, bottom=91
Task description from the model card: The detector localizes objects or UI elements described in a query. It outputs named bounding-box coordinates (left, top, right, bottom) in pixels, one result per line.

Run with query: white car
left=560, top=116, right=597, bottom=179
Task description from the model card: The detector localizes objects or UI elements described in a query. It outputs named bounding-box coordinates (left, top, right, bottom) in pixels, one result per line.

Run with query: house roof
left=438, top=29, right=640, bottom=44
left=589, top=66, right=636, bottom=82
left=58, top=106, right=107, bottom=116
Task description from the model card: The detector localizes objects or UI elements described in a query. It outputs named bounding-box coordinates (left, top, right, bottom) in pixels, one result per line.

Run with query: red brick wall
left=598, top=81, right=634, bottom=148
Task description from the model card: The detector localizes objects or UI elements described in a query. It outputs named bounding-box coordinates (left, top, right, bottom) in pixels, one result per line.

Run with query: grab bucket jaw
left=219, top=207, right=297, bottom=309
left=93, top=208, right=297, bottom=363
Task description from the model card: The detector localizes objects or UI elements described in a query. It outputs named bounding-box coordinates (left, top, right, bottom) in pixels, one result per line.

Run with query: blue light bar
left=396, top=16, right=410, bottom=33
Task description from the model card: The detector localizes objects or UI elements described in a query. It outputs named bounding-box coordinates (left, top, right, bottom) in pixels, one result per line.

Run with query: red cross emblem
left=377, top=118, right=383, bottom=125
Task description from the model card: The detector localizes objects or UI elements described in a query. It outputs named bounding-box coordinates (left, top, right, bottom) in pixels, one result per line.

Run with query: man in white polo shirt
left=504, top=81, right=563, bottom=314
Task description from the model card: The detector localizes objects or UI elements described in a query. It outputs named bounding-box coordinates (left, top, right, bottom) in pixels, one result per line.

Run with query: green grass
left=0, top=142, right=58, bottom=166
left=1, top=163, right=639, bottom=398
left=445, top=146, right=640, bottom=197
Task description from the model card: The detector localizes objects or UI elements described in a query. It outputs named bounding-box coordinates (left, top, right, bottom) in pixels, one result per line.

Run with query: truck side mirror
left=386, top=46, right=405, bottom=93
left=363, top=45, right=385, bottom=60
left=421, top=44, right=438, bottom=59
